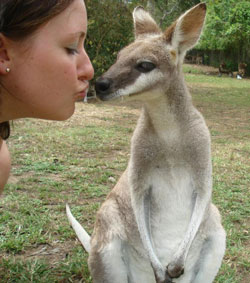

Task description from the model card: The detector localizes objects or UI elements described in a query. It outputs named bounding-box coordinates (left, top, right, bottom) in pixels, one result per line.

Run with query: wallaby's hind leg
left=192, top=228, right=226, bottom=283
left=88, top=237, right=129, bottom=283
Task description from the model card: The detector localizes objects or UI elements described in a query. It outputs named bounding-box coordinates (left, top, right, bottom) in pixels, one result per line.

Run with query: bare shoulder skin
left=0, top=138, right=11, bottom=194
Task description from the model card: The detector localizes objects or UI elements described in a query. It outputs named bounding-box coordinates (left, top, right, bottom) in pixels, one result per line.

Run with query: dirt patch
left=5, top=240, right=78, bottom=266
left=185, top=63, right=219, bottom=75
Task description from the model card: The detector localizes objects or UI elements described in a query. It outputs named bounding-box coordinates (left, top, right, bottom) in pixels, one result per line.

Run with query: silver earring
left=6, top=67, right=10, bottom=73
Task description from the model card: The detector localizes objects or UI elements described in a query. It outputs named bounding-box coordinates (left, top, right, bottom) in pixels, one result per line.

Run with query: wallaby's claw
left=164, top=271, right=174, bottom=283
left=153, top=269, right=173, bottom=283
left=155, top=274, right=173, bottom=283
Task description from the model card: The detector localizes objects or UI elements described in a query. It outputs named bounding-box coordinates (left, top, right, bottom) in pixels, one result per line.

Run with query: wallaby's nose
left=95, top=78, right=112, bottom=95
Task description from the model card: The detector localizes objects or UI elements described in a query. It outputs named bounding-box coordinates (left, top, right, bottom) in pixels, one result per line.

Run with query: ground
left=0, top=65, right=249, bottom=282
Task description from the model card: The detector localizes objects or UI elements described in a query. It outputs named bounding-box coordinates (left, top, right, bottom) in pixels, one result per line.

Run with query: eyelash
left=66, top=47, right=79, bottom=55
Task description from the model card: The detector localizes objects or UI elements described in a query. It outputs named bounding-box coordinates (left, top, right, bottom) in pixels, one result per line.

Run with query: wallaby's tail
left=66, top=204, right=91, bottom=253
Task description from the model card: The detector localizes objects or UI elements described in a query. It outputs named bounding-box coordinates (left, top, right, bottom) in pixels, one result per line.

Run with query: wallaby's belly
left=149, top=166, right=194, bottom=264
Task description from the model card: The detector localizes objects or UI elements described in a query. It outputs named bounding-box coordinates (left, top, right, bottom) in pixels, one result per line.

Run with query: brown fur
left=134, top=7, right=161, bottom=38
left=164, top=22, right=177, bottom=43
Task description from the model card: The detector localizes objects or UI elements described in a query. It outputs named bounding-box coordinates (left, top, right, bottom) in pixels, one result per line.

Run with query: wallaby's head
left=95, top=3, right=206, bottom=101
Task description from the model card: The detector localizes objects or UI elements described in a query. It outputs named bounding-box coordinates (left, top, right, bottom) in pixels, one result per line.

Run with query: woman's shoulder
left=0, top=136, right=11, bottom=194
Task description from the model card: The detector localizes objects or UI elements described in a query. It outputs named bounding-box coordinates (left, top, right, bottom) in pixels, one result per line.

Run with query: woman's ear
left=0, top=34, right=11, bottom=75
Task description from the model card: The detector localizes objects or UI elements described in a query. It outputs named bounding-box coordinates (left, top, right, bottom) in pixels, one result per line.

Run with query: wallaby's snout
left=95, top=77, right=113, bottom=100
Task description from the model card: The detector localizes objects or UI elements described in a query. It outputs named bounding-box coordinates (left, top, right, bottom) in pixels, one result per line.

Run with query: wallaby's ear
left=133, top=6, right=161, bottom=38
left=165, top=3, right=206, bottom=54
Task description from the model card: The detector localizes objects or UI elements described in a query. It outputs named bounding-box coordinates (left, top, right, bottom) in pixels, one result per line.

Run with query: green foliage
left=84, top=1, right=250, bottom=77
left=198, top=0, right=250, bottom=52
left=85, top=0, right=134, bottom=78
left=145, top=0, right=201, bottom=27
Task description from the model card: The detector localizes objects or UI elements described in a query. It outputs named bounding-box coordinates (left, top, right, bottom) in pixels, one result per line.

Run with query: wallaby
left=67, top=3, right=226, bottom=283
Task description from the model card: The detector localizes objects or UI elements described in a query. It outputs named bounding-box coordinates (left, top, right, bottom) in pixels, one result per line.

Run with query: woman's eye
left=136, top=61, right=156, bottom=73
left=66, top=47, right=79, bottom=55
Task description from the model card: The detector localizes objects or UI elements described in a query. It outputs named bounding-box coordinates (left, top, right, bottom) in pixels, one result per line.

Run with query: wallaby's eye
left=136, top=61, right=156, bottom=73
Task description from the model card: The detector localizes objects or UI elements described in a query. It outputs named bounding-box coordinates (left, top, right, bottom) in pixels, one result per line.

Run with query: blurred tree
left=145, top=0, right=201, bottom=27
left=85, top=0, right=134, bottom=78
left=198, top=0, right=250, bottom=62
left=85, top=0, right=250, bottom=77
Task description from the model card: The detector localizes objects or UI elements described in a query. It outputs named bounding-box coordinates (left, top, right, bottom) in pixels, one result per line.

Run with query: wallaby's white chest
left=149, top=165, right=194, bottom=263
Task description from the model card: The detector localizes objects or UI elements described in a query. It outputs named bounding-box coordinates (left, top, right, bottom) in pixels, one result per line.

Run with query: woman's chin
left=35, top=105, right=75, bottom=121
left=56, top=107, right=75, bottom=121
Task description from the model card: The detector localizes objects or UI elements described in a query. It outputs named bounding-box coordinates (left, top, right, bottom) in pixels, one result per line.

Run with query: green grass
left=0, top=66, right=249, bottom=282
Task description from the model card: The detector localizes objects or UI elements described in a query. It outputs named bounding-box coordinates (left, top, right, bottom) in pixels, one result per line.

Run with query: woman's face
left=3, top=0, right=94, bottom=121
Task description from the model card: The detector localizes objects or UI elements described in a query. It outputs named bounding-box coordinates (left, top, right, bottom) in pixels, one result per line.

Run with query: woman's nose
left=78, top=49, right=94, bottom=81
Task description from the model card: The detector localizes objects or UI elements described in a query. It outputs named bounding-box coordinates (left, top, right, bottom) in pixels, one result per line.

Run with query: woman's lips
left=77, top=90, right=87, bottom=99
left=76, top=86, right=89, bottom=99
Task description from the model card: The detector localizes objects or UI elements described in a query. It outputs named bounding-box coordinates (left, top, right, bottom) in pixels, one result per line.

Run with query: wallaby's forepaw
left=166, top=262, right=184, bottom=279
